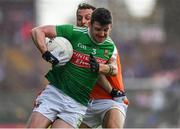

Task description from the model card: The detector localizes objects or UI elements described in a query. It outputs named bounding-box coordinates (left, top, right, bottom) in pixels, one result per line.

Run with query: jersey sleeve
left=107, top=39, right=118, bottom=62
left=56, top=24, right=73, bottom=40
left=111, top=45, right=118, bottom=60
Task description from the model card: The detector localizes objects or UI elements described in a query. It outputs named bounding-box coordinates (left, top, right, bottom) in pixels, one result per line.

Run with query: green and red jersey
left=45, top=24, right=117, bottom=106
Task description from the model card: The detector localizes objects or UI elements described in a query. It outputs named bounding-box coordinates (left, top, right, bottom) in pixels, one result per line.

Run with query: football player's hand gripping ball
left=42, top=51, right=59, bottom=66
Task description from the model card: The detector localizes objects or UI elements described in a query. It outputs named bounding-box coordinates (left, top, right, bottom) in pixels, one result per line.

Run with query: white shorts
left=82, top=98, right=128, bottom=128
left=33, top=84, right=87, bottom=128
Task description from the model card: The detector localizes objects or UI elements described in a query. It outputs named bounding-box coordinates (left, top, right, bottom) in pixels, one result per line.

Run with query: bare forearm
left=97, top=74, right=112, bottom=93
left=99, top=64, right=117, bottom=76
left=31, top=28, right=47, bottom=54
left=31, top=25, right=56, bottom=54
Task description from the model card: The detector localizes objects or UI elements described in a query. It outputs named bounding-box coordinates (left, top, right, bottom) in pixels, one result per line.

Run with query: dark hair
left=77, top=3, right=96, bottom=11
left=91, top=8, right=112, bottom=25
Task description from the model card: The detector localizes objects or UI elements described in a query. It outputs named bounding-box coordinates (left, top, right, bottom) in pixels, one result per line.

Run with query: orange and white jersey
left=90, top=53, right=125, bottom=99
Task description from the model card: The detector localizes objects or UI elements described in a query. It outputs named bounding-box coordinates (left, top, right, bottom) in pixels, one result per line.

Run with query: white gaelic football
left=46, top=37, right=73, bottom=66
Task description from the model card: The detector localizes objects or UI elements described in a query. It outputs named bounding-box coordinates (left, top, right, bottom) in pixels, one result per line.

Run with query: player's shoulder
left=73, top=25, right=88, bottom=34
left=56, top=24, right=74, bottom=32
left=56, top=24, right=73, bottom=28
left=105, top=37, right=115, bottom=45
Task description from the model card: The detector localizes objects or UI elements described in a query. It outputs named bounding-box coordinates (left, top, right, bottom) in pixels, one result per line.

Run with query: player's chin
left=79, top=23, right=88, bottom=27
left=96, top=37, right=105, bottom=43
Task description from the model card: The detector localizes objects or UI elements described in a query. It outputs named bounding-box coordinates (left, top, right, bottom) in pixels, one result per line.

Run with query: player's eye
left=77, top=16, right=82, bottom=21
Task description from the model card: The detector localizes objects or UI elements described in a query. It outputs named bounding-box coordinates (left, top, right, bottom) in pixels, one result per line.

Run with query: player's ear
left=110, top=24, right=112, bottom=30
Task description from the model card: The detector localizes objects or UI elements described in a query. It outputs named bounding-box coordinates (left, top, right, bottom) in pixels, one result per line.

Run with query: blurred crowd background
left=0, top=0, right=179, bottom=128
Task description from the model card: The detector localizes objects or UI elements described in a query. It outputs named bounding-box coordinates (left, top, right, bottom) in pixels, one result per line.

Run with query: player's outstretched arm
left=97, top=74, right=125, bottom=97
left=97, top=74, right=112, bottom=93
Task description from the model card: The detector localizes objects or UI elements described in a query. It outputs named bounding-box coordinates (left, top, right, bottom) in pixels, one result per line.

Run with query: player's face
left=89, top=21, right=112, bottom=43
left=76, top=9, right=93, bottom=27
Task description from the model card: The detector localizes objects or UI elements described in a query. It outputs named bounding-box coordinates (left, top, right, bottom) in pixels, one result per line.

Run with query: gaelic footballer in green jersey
left=28, top=8, right=118, bottom=128
left=46, top=24, right=118, bottom=105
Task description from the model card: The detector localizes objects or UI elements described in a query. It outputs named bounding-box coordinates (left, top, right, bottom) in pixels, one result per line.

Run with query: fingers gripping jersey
left=45, top=25, right=116, bottom=106
left=90, top=53, right=125, bottom=99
